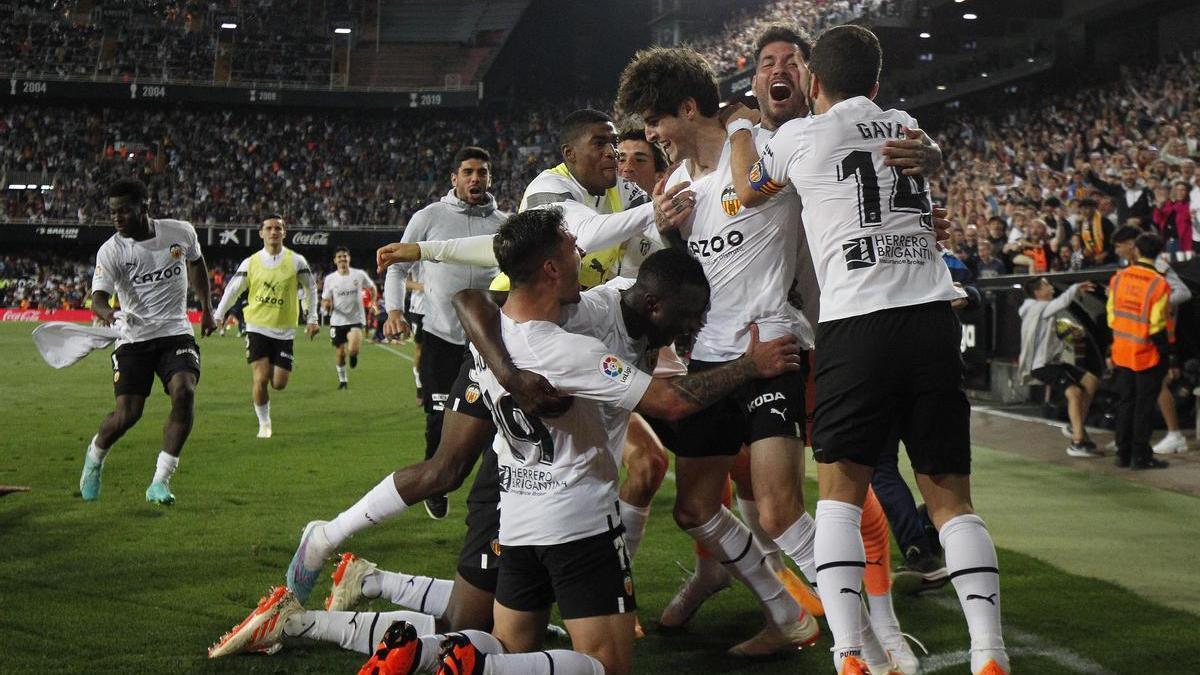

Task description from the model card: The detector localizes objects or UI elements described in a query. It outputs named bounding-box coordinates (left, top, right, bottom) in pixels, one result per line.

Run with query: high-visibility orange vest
left=1108, top=264, right=1168, bottom=370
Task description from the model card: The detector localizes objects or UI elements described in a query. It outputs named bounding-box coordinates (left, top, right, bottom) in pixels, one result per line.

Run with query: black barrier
left=1, top=75, right=479, bottom=109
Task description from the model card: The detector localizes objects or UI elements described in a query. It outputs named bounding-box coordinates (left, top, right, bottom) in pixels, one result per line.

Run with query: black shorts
left=246, top=332, right=295, bottom=371
left=494, top=526, right=636, bottom=620
left=643, top=414, right=679, bottom=452
left=405, top=312, right=425, bottom=344
left=111, top=334, right=201, bottom=398
left=447, top=352, right=492, bottom=421
left=672, top=354, right=809, bottom=458
left=1031, top=363, right=1089, bottom=395
left=812, top=301, right=971, bottom=476
left=418, top=332, right=469, bottom=415
left=330, top=323, right=363, bottom=347
left=457, top=449, right=502, bottom=594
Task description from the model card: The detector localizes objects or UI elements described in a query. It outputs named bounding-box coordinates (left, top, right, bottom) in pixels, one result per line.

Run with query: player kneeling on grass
left=323, top=247, right=378, bottom=390
left=209, top=208, right=803, bottom=675
left=78, top=178, right=216, bottom=506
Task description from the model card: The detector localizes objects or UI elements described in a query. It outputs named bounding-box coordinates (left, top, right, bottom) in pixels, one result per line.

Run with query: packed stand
left=932, top=55, right=1200, bottom=280
left=0, top=2, right=102, bottom=78
left=0, top=254, right=94, bottom=309
left=689, top=0, right=878, bottom=76
left=1, top=1, right=372, bottom=86
left=0, top=100, right=575, bottom=228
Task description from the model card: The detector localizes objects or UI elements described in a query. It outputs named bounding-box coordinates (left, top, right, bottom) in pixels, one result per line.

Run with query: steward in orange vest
left=1106, top=231, right=1171, bottom=469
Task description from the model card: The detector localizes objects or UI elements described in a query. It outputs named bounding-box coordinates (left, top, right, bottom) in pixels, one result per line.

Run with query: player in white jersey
left=322, top=247, right=377, bottom=389
left=731, top=25, right=1008, bottom=675
left=214, top=216, right=320, bottom=438
left=617, top=45, right=829, bottom=656
left=358, top=206, right=804, bottom=675
left=78, top=178, right=216, bottom=506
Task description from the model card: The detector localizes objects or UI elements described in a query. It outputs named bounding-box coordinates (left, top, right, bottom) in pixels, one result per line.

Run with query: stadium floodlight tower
left=214, top=16, right=238, bottom=83
left=331, top=21, right=355, bottom=88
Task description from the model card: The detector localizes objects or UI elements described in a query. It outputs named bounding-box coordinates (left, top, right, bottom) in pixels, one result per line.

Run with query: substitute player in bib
left=214, top=216, right=319, bottom=439
left=323, top=247, right=378, bottom=389
left=730, top=25, right=1008, bottom=675
left=79, top=178, right=217, bottom=506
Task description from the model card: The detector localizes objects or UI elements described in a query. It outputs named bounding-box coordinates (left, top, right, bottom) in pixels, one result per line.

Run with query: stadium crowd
left=689, top=0, right=880, bottom=76
left=0, top=0, right=369, bottom=86
left=0, top=102, right=571, bottom=228
left=4, top=56, right=1198, bottom=270
left=931, top=55, right=1200, bottom=280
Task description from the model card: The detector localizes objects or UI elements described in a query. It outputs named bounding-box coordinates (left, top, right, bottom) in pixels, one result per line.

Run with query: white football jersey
left=407, top=263, right=426, bottom=315
left=91, top=218, right=201, bottom=346
left=668, top=132, right=813, bottom=361
left=323, top=268, right=375, bottom=326
left=753, top=97, right=963, bottom=322
left=471, top=282, right=654, bottom=547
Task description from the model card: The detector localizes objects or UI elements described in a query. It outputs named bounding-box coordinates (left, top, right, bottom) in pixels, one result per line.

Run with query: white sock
left=337, top=365, right=348, bottom=383
left=736, top=496, right=781, bottom=555
left=254, top=402, right=270, bottom=425
left=284, top=609, right=437, bottom=654
left=152, top=451, right=178, bottom=485
left=363, top=570, right=455, bottom=618
left=325, top=475, right=409, bottom=548
left=940, top=513, right=1008, bottom=673
left=87, top=435, right=110, bottom=464
left=412, top=366, right=422, bottom=388
left=1165, top=430, right=1184, bottom=440
left=483, top=651, right=604, bottom=675
left=686, top=507, right=799, bottom=627
left=772, top=511, right=819, bottom=583
left=619, top=500, right=650, bottom=563
left=815, top=499, right=866, bottom=670
left=868, top=590, right=902, bottom=643
left=459, top=629, right=505, bottom=654
left=859, top=602, right=890, bottom=667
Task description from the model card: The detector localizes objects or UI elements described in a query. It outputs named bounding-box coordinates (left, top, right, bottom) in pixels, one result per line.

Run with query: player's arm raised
left=724, top=104, right=783, bottom=209
left=454, top=289, right=571, bottom=417
left=635, top=324, right=801, bottom=421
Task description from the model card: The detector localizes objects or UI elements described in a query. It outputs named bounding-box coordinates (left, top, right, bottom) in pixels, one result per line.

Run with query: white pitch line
left=921, top=596, right=1114, bottom=674
left=374, top=342, right=415, bottom=362
left=972, top=405, right=1109, bottom=438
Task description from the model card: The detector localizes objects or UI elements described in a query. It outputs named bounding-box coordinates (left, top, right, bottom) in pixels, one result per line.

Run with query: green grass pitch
left=0, top=323, right=1195, bottom=673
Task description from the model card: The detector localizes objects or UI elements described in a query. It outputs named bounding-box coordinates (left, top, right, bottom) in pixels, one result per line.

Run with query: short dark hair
left=108, top=178, right=147, bottom=202
left=334, top=246, right=350, bottom=255
left=452, top=146, right=491, bottom=171
left=558, top=109, right=613, bottom=151
left=1135, top=232, right=1164, bottom=258
left=1111, top=225, right=1141, bottom=244
left=755, top=24, right=812, bottom=63
left=493, top=208, right=567, bottom=287
left=1023, top=277, right=1049, bottom=299
left=809, top=25, right=881, bottom=100
left=616, top=47, right=720, bottom=119
left=618, top=126, right=669, bottom=172
left=636, top=248, right=710, bottom=297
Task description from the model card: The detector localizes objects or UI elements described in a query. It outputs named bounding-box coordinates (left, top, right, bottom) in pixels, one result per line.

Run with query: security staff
left=1107, top=231, right=1171, bottom=470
